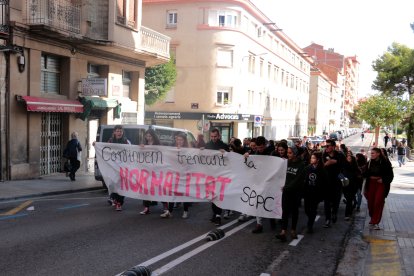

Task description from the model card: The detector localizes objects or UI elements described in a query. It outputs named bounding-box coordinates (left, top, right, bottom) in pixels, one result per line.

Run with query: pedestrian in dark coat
left=276, top=146, right=306, bottom=241
left=63, top=132, right=82, bottom=181
left=342, top=151, right=360, bottom=220
left=363, top=147, right=394, bottom=230
left=303, top=151, right=327, bottom=233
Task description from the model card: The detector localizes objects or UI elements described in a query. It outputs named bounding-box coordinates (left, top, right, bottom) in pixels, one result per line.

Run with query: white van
left=94, top=124, right=196, bottom=186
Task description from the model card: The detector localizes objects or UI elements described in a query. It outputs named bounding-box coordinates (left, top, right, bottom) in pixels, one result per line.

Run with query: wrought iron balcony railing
left=25, top=0, right=81, bottom=34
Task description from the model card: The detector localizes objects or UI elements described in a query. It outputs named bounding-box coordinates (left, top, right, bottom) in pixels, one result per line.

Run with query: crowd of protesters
left=100, top=126, right=395, bottom=241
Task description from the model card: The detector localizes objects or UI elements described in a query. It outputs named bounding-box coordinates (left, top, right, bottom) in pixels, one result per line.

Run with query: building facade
left=0, top=0, right=170, bottom=180
left=308, top=69, right=339, bottom=135
left=303, top=43, right=360, bottom=130
left=142, top=0, right=312, bottom=143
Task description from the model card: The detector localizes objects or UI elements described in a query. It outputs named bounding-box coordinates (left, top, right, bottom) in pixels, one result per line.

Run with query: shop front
left=145, top=111, right=259, bottom=143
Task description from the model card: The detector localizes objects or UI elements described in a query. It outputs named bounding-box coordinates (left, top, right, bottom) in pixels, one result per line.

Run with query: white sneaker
left=182, top=211, right=188, bottom=219
left=160, top=210, right=171, bottom=218
left=374, top=224, right=381, bottom=230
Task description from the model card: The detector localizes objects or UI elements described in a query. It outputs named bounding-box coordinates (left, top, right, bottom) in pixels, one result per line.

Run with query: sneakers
left=276, top=232, right=287, bottom=242
left=373, top=224, right=381, bottom=230
left=182, top=211, right=188, bottom=219
left=140, top=207, right=150, bottom=215
left=323, top=220, right=331, bottom=228
left=238, top=214, right=248, bottom=222
left=214, top=215, right=221, bottom=226
left=291, top=230, right=298, bottom=239
left=223, top=210, right=234, bottom=219
left=251, top=224, right=263, bottom=234
left=107, top=198, right=114, bottom=206
left=115, top=202, right=122, bottom=211
left=160, top=210, right=171, bottom=218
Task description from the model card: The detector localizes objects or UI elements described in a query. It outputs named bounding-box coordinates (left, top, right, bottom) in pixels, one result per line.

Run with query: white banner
left=95, top=143, right=287, bottom=219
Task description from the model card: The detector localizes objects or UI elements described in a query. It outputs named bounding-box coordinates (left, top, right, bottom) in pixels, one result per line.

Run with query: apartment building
left=303, top=43, right=360, bottom=129
left=0, top=0, right=169, bottom=180
left=142, top=0, right=312, bottom=143
left=308, top=68, right=340, bottom=135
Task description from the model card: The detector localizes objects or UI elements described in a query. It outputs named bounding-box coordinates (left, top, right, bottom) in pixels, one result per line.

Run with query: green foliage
left=372, top=42, right=414, bottom=96
left=144, top=57, right=177, bottom=105
left=356, top=95, right=403, bottom=128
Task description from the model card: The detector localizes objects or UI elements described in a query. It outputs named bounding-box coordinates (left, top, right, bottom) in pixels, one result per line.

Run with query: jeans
left=398, top=155, right=405, bottom=166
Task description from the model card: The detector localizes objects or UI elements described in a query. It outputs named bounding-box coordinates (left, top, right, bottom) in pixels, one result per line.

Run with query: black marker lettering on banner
left=101, top=146, right=163, bottom=164
left=240, top=187, right=274, bottom=212
left=176, top=152, right=227, bottom=166
left=244, top=157, right=257, bottom=169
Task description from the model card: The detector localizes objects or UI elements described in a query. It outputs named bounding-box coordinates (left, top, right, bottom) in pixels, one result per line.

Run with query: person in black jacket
left=322, top=139, right=345, bottom=228
left=276, top=146, right=306, bottom=241
left=363, top=147, right=394, bottom=230
left=303, top=151, right=327, bottom=233
left=342, top=151, right=360, bottom=220
left=205, top=128, right=229, bottom=226
left=64, top=132, right=82, bottom=181
left=107, top=125, right=131, bottom=211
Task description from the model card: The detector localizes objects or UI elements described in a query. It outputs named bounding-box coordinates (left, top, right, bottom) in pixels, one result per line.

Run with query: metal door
left=40, top=113, right=62, bottom=175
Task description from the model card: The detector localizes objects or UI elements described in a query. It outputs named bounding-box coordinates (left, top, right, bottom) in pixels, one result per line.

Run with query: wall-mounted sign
left=81, top=78, right=108, bottom=96
left=146, top=111, right=255, bottom=121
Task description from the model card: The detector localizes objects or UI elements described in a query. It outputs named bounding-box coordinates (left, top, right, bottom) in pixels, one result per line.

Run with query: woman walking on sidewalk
left=363, top=147, right=394, bottom=230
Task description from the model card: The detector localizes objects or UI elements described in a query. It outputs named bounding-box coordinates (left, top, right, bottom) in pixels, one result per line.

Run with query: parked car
left=307, top=136, right=325, bottom=145
left=94, top=124, right=196, bottom=187
left=329, top=132, right=339, bottom=141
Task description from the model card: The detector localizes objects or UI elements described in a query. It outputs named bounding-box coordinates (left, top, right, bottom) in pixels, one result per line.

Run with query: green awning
left=78, top=96, right=119, bottom=120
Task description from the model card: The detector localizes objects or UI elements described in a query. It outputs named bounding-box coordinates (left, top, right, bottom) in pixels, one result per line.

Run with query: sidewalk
left=337, top=160, right=414, bottom=276
left=0, top=171, right=103, bottom=201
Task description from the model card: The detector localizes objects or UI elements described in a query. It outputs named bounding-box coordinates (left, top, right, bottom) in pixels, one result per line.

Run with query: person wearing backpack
left=397, top=142, right=406, bottom=167
left=63, top=132, right=82, bottom=181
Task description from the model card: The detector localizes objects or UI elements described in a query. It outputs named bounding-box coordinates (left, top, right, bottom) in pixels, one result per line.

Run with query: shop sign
left=81, top=78, right=108, bottom=96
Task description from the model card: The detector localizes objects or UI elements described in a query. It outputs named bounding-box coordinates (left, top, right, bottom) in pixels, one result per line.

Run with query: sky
left=251, top=0, right=414, bottom=98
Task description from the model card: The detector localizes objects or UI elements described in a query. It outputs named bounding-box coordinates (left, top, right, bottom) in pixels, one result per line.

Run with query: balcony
left=140, top=26, right=170, bottom=58
left=25, top=0, right=81, bottom=34
left=0, top=0, right=9, bottom=37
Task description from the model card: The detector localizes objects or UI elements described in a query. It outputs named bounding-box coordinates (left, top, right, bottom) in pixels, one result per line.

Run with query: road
left=0, top=133, right=372, bottom=276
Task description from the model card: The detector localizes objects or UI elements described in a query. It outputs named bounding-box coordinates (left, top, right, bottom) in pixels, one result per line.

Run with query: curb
left=0, top=186, right=104, bottom=202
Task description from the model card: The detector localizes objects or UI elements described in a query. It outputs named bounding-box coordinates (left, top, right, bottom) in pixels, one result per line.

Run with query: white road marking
left=114, top=218, right=250, bottom=276
left=263, top=250, right=290, bottom=274
left=151, top=219, right=255, bottom=275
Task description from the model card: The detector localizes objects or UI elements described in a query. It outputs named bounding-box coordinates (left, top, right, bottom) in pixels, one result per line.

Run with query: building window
left=217, top=49, right=233, bottom=68
left=208, top=10, right=238, bottom=28
left=259, top=58, right=264, bottom=78
left=167, top=10, right=177, bottom=28
left=88, top=64, right=100, bottom=78
left=216, top=88, right=231, bottom=105
left=116, top=0, right=137, bottom=28
left=41, top=54, right=60, bottom=94
left=248, top=55, right=255, bottom=74
left=164, top=87, right=175, bottom=103
left=122, top=71, right=131, bottom=98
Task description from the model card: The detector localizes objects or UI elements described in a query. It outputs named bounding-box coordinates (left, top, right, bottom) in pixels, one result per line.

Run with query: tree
left=356, top=95, right=404, bottom=147
left=372, top=42, right=414, bottom=147
left=145, top=57, right=177, bottom=105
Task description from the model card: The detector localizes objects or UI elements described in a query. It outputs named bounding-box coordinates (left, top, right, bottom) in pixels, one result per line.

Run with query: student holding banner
left=160, top=132, right=192, bottom=219
left=276, top=146, right=306, bottom=241
left=107, top=125, right=131, bottom=211
left=140, top=129, right=161, bottom=215
left=247, top=136, right=273, bottom=234
left=205, top=128, right=230, bottom=226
